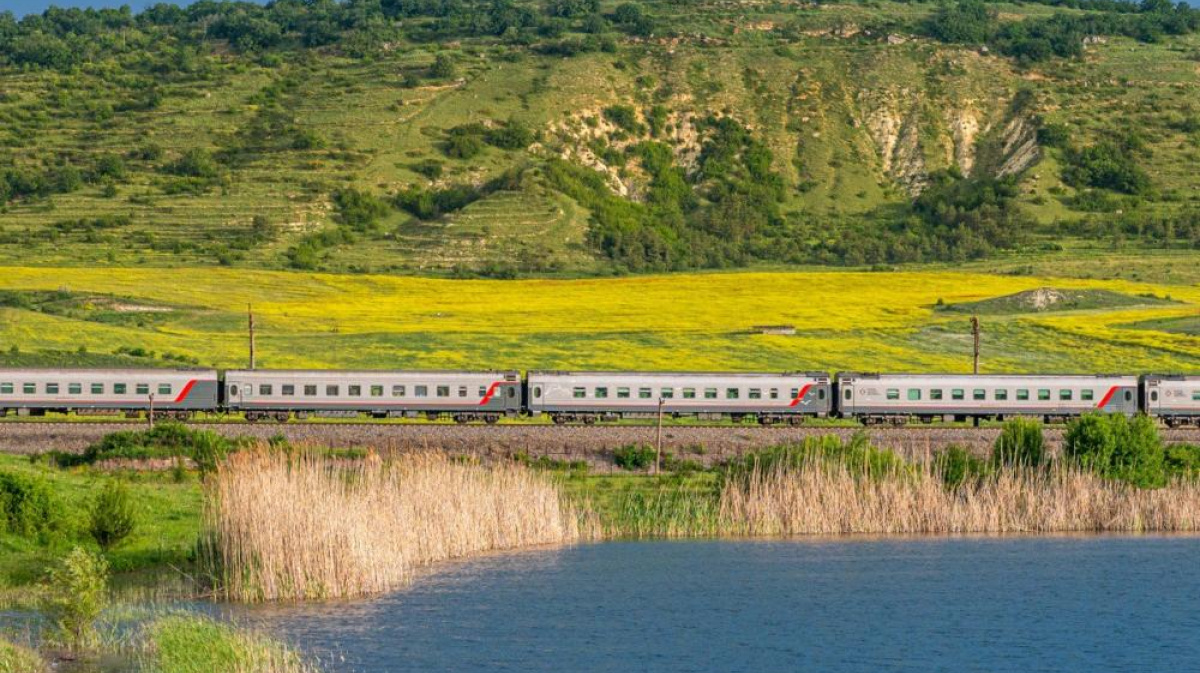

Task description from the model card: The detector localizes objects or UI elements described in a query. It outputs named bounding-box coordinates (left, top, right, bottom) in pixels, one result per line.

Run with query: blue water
left=239, top=536, right=1200, bottom=673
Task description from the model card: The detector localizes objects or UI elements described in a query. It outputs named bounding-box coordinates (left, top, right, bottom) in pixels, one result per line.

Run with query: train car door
left=227, top=380, right=245, bottom=408
left=1144, top=378, right=1162, bottom=416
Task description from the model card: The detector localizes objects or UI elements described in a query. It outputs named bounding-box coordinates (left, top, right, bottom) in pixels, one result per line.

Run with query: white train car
left=525, top=371, right=832, bottom=424
left=1143, top=375, right=1200, bottom=426
left=837, top=372, right=1139, bottom=424
left=223, top=369, right=522, bottom=421
left=0, top=368, right=219, bottom=417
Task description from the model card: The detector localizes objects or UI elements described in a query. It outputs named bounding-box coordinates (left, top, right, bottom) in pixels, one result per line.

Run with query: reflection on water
left=235, top=536, right=1200, bottom=673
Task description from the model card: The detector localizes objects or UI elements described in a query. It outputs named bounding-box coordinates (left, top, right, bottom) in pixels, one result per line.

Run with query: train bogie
left=837, top=373, right=1139, bottom=424
left=0, top=368, right=219, bottom=417
left=1143, top=375, right=1200, bottom=427
left=223, top=370, right=523, bottom=421
left=525, top=371, right=833, bottom=424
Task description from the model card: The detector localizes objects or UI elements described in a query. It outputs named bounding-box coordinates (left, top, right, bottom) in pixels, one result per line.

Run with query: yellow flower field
left=0, top=266, right=1197, bottom=372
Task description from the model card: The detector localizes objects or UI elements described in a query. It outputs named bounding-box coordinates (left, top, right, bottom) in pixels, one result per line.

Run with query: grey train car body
left=526, top=371, right=833, bottom=423
left=837, top=373, right=1139, bottom=423
left=223, top=369, right=523, bottom=420
left=0, top=368, right=219, bottom=416
left=1143, top=375, right=1200, bottom=426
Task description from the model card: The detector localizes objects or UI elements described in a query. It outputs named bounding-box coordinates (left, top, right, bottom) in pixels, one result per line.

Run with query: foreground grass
left=142, top=616, right=316, bottom=673
left=0, top=637, right=48, bottom=673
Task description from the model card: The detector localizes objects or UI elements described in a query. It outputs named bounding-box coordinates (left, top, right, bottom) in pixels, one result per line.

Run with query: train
left=1, top=367, right=1198, bottom=426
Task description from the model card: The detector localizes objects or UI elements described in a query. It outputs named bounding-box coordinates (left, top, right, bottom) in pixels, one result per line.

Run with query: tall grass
left=720, top=460, right=1200, bottom=536
left=141, top=615, right=315, bottom=673
left=0, top=636, right=48, bottom=673
left=202, top=450, right=585, bottom=602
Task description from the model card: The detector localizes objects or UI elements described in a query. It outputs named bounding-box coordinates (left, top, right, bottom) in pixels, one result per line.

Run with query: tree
left=430, top=52, right=458, bottom=79
left=42, top=548, right=109, bottom=651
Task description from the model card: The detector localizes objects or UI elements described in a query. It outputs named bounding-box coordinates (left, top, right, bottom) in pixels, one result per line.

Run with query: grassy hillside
left=0, top=0, right=1197, bottom=276
left=1, top=266, right=1197, bottom=372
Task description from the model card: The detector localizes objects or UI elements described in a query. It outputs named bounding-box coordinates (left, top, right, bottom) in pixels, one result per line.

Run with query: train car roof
left=527, top=370, right=830, bottom=377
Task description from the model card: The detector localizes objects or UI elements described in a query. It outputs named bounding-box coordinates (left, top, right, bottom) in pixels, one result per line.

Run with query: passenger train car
left=837, top=373, right=1139, bottom=424
left=0, top=368, right=219, bottom=418
left=0, top=366, right=1198, bottom=425
left=1143, top=375, right=1200, bottom=427
left=526, top=371, right=832, bottom=424
left=223, top=370, right=523, bottom=422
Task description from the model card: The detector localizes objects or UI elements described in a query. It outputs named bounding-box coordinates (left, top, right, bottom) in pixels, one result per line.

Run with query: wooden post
left=655, top=398, right=664, bottom=475
left=148, top=393, right=155, bottom=429
left=248, top=303, right=256, bottom=370
left=971, top=315, right=980, bottom=375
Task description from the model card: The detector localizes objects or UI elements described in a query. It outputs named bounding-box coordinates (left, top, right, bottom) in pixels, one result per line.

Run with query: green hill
left=0, top=0, right=1198, bottom=276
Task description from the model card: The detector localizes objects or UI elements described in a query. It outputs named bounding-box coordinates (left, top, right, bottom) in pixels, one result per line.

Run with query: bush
left=993, top=419, right=1046, bottom=467
left=0, top=471, right=67, bottom=542
left=935, top=445, right=991, bottom=488
left=1164, top=443, right=1200, bottom=477
left=56, top=423, right=234, bottom=474
left=613, top=444, right=657, bottom=471
left=42, top=547, right=109, bottom=651
left=1064, top=414, right=1165, bottom=487
left=89, top=481, right=136, bottom=552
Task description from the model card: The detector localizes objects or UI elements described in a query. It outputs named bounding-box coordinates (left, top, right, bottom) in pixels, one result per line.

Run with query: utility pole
left=655, top=398, right=664, bottom=476
left=970, top=315, right=980, bottom=375
left=148, top=393, right=155, bottom=429
left=248, top=303, right=256, bottom=370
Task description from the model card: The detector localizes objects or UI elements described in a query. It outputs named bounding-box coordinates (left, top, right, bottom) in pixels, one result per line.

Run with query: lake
left=238, top=536, right=1200, bottom=673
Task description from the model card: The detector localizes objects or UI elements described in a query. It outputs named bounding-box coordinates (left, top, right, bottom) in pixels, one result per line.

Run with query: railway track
left=3, top=422, right=1200, bottom=464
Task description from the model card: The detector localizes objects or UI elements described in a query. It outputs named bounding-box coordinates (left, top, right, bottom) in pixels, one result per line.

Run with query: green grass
left=0, top=454, right=202, bottom=588
left=0, top=636, right=48, bottom=673
left=937, top=288, right=1176, bottom=315
left=142, top=615, right=315, bottom=673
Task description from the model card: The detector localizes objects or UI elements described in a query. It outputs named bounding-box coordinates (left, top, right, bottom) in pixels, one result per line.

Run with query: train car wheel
left=484, top=414, right=500, bottom=425
left=274, top=412, right=290, bottom=423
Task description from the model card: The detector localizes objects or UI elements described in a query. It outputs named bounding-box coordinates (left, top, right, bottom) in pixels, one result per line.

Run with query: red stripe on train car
left=1096, top=385, right=1119, bottom=409
left=479, top=381, right=503, bottom=405
left=788, top=384, right=813, bottom=408
left=173, top=379, right=198, bottom=403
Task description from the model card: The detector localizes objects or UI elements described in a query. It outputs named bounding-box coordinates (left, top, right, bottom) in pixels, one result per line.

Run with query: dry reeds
left=203, top=450, right=584, bottom=602
left=720, top=461, right=1200, bottom=536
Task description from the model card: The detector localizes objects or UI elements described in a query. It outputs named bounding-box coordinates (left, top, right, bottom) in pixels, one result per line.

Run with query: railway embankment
left=3, top=422, right=1200, bottom=467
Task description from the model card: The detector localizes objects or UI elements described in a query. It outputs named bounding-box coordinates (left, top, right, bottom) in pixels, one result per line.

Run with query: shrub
left=89, top=481, right=137, bottom=552
left=993, top=419, right=1046, bottom=467
left=1064, top=414, right=1165, bottom=487
left=935, top=445, right=991, bottom=488
left=56, top=423, right=234, bottom=473
left=0, top=471, right=67, bottom=542
left=1164, top=443, right=1200, bottom=477
left=613, top=444, right=657, bottom=470
left=42, top=547, right=109, bottom=651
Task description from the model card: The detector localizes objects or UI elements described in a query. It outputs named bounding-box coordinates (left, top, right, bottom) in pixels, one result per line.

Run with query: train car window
left=683, top=388, right=696, bottom=399
left=995, top=390, right=1008, bottom=401
left=159, top=384, right=173, bottom=396
left=229, top=385, right=239, bottom=397
left=886, top=389, right=899, bottom=400
left=748, top=389, right=761, bottom=400
left=973, top=389, right=986, bottom=401
left=1, top=383, right=13, bottom=395
left=1017, top=389, right=1030, bottom=401
left=1059, top=390, right=1072, bottom=401
left=533, top=386, right=542, bottom=398
left=113, top=383, right=126, bottom=395
left=458, top=386, right=468, bottom=398
left=1081, top=390, right=1094, bottom=401
left=261, top=385, right=274, bottom=396
left=769, top=389, right=779, bottom=400
left=789, top=388, right=799, bottom=399
left=349, top=385, right=362, bottom=396
left=414, top=386, right=427, bottom=397
left=930, top=389, right=943, bottom=400
left=69, top=383, right=82, bottom=395
left=1037, top=389, right=1050, bottom=401
left=663, top=388, right=675, bottom=399
left=1149, top=391, right=1157, bottom=402
left=818, top=389, right=826, bottom=400
left=951, top=389, right=964, bottom=400
left=907, top=389, right=921, bottom=401
left=436, top=386, right=450, bottom=397
left=595, top=387, right=608, bottom=398
left=46, top=383, right=60, bottom=395
left=304, top=385, right=317, bottom=396
left=372, top=386, right=385, bottom=397
left=706, top=388, right=719, bottom=399
left=506, top=387, right=516, bottom=398
left=639, top=388, right=653, bottom=399
left=726, top=388, right=740, bottom=400
left=392, top=385, right=404, bottom=397
left=1124, top=391, right=1132, bottom=402
left=478, top=386, right=487, bottom=397
left=136, top=384, right=149, bottom=395
left=328, top=385, right=341, bottom=396
left=844, top=389, right=852, bottom=401
left=618, top=387, right=631, bottom=398
left=282, top=385, right=295, bottom=396
left=1193, top=391, right=1200, bottom=401
left=573, top=387, right=587, bottom=398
